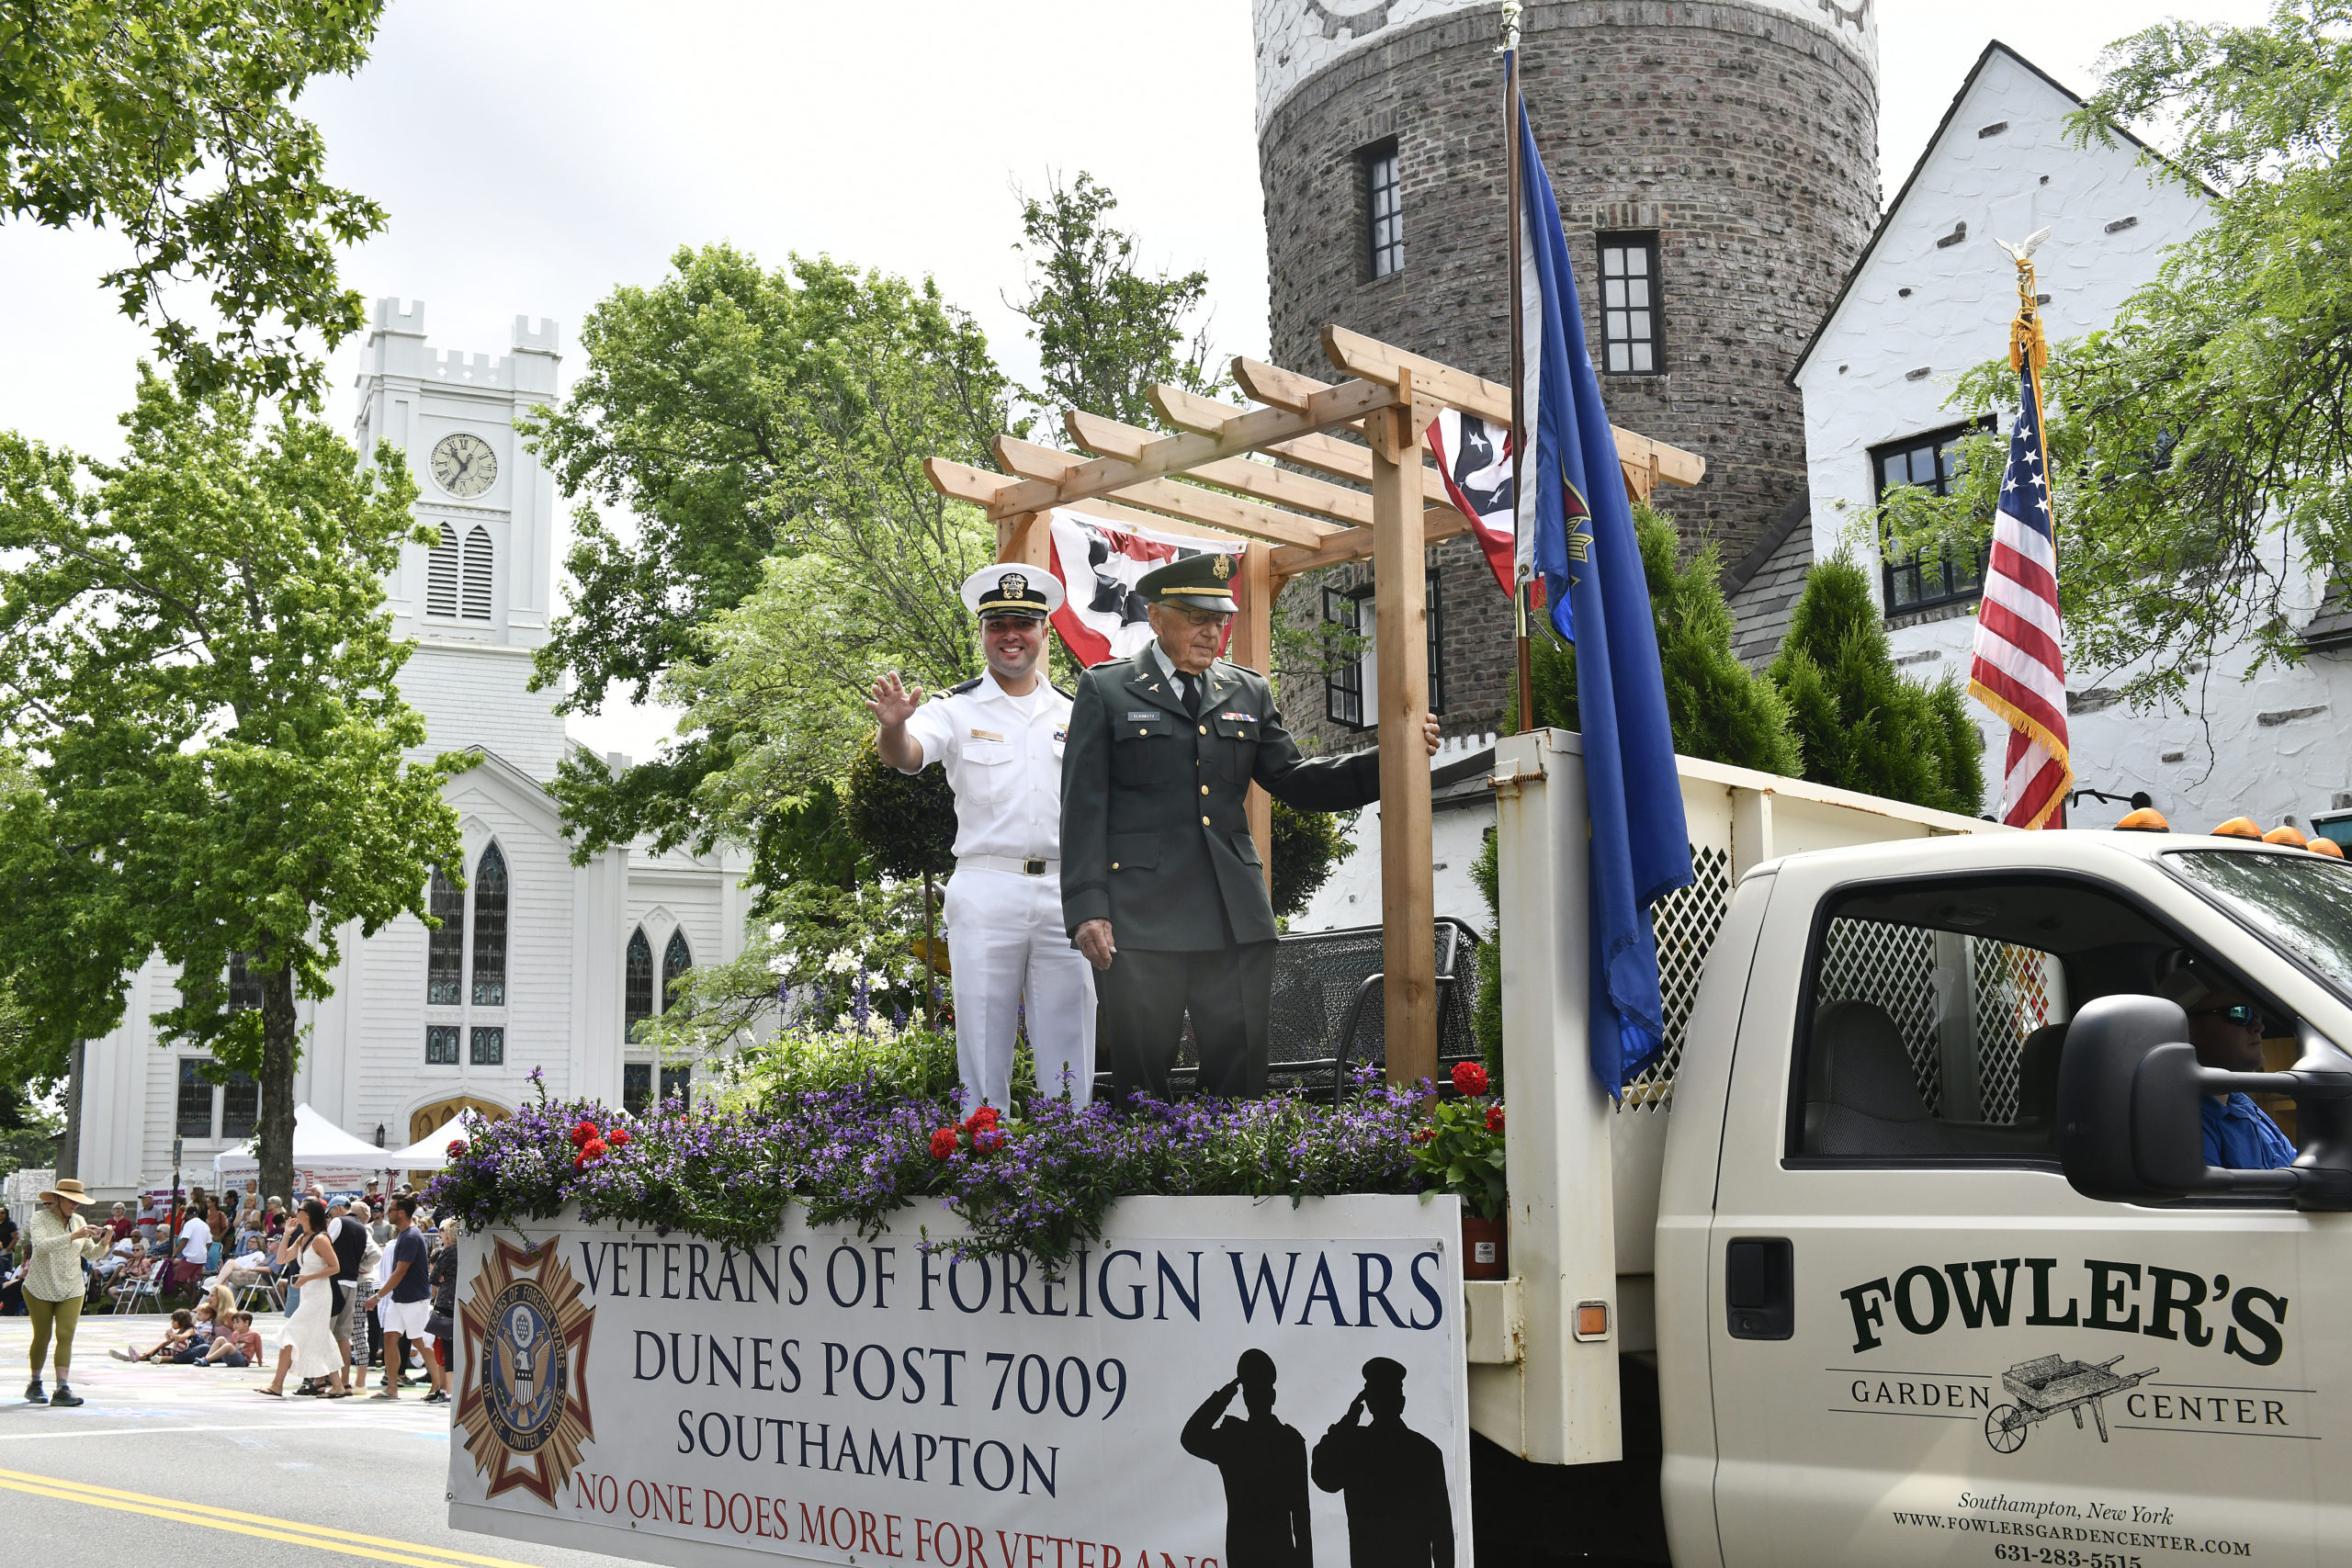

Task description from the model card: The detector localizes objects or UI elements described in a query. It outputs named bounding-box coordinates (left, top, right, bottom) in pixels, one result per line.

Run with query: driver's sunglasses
left=2189, top=1003, right=2258, bottom=1026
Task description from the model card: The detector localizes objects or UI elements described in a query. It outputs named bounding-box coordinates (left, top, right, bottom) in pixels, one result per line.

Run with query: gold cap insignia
left=1000, top=571, right=1028, bottom=599
left=1211, top=553, right=1233, bottom=581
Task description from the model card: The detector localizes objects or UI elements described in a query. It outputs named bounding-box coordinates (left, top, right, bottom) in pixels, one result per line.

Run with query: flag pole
left=1503, top=3, right=1533, bottom=734
left=2007, top=247, right=2062, bottom=827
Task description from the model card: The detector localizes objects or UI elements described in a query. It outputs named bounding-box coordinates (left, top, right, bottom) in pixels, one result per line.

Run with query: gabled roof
left=1788, top=39, right=2210, bottom=387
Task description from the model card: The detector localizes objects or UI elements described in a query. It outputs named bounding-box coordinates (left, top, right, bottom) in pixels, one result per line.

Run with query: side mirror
left=2057, top=995, right=2352, bottom=1210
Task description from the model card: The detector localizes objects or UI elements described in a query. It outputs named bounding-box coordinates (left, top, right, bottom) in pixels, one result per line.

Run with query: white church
left=68, top=301, right=753, bottom=1203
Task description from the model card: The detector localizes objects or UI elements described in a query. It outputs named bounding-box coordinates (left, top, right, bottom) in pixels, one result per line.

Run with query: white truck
left=1476, top=728, right=2350, bottom=1566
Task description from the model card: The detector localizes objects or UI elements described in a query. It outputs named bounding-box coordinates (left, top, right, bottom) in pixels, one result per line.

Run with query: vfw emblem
left=457, top=1236, right=596, bottom=1506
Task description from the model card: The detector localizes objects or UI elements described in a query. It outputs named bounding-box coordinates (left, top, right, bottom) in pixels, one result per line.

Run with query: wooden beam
left=993, top=436, right=1334, bottom=550
left=1368, top=370, right=1438, bottom=1093
left=1232, top=356, right=1325, bottom=412
left=1320, top=323, right=1708, bottom=489
left=1228, top=544, right=1276, bottom=892
left=1269, top=504, right=1470, bottom=575
left=1154, top=382, right=1455, bottom=507
left=926, top=457, right=1025, bottom=507
left=1065, top=410, right=1375, bottom=529
left=978, top=378, right=1401, bottom=518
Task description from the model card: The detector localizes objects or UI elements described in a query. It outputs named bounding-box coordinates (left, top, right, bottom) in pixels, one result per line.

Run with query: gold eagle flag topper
left=457, top=1235, right=598, bottom=1507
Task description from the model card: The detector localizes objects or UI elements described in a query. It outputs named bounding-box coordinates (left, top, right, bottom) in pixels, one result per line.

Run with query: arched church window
left=461, top=525, right=493, bottom=620
left=426, top=866, right=466, bottom=1006
left=471, top=844, right=508, bottom=1006
left=426, top=523, right=459, bottom=618
left=663, top=930, right=692, bottom=1009
left=625, top=928, right=653, bottom=1042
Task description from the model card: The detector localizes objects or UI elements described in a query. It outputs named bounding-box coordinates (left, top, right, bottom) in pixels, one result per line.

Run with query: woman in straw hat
left=24, top=1178, right=109, bottom=1406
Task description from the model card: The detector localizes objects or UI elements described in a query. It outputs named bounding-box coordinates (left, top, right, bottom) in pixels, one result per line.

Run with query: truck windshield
left=2165, top=849, right=2352, bottom=1004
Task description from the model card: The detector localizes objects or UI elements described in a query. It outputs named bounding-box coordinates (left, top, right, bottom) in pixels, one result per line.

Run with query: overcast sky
left=0, top=1, right=2273, bottom=760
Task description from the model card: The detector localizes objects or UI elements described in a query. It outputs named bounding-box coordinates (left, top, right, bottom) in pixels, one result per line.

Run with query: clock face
left=430, top=432, right=499, bottom=499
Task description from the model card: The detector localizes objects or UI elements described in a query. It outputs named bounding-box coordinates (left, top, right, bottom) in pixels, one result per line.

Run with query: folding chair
left=110, top=1264, right=162, bottom=1315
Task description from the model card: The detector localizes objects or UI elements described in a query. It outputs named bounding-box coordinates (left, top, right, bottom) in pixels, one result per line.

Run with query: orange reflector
left=2312, top=838, right=2346, bottom=858
left=2115, top=807, right=2170, bottom=832
left=2211, top=817, right=2262, bottom=839
left=1573, top=1301, right=1611, bottom=1342
left=2263, top=825, right=2309, bottom=848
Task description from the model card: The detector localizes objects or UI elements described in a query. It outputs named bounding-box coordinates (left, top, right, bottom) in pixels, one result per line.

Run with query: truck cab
left=1481, top=730, right=2352, bottom=1566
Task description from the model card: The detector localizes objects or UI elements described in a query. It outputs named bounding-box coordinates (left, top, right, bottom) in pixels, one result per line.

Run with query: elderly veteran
left=871, top=563, right=1096, bottom=1113
left=1060, top=551, right=1439, bottom=1104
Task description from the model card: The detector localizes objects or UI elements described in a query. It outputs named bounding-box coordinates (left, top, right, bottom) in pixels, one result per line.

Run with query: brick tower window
left=1597, top=235, right=1662, bottom=374
left=1364, top=141, right=1403, bottom=279
left=1322, top=571, right=1442, bottom=728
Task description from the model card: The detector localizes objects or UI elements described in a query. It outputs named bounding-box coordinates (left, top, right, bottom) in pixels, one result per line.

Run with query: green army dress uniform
left=1058, top=551, right=1383, bottom=1104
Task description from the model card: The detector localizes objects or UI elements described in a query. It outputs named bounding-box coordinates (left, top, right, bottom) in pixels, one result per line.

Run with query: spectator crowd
left=5, top=1175, right=464, bottom=1409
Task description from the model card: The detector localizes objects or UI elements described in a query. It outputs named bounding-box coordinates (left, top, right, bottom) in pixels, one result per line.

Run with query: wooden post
left=997, top=510, right=1051, bottom=572
left=1231, top=543, right=1277, bottom=891
left=1369, top=371, right=1438, bottom=1089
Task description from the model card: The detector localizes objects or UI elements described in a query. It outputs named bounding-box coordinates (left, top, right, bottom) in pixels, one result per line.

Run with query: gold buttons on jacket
left=1198, top=725, right=1206, bottom=734
left=1200, top=784, right=1209, bottom=795
left=1201, top=816, right=1210, bottom=826
left=1111, top=863, right=1120, bottom=871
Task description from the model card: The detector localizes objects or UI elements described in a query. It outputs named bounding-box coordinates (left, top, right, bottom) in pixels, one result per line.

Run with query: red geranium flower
left=607, top=1127, right=631, bottom=1147
left=570, top=1119, right=600, bottom=1148
left=445, top=1140, right=468, bottom=1159
left=1451, top=1061, right=1489, bottom=1099
left=963, top=1105, right=1001, bottom=1133
left=972, top=1127, right=1006, bottom=1154
left=1485, top=1104, right=1506, bottom=1133
left=930, top=1128, right=959, bottom=1160
left=1412, top=1126, right=1437, bottom=1144
left=579, top=1137, right=609, bottom=1164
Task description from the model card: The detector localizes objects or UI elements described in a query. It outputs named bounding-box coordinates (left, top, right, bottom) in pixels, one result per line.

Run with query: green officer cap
left=1136, top=550, right=1240, bottom=615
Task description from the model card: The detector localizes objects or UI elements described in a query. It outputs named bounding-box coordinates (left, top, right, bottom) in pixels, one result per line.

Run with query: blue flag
left=1510, top=69, right=1694, bottom=1093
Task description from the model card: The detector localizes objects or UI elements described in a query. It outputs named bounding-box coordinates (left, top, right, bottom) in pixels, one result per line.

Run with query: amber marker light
left=1573, top=1301, right=1611, bottom=1342
left=2211, top=817, right=2262, bottom=839
left=2262, top=824, right=2310, bottom=848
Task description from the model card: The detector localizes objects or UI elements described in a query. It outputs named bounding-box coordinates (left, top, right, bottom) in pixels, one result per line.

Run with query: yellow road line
left=0, top=1468, right=542, bottom=1568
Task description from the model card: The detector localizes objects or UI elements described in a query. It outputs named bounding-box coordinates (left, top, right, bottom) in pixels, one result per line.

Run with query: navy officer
left=869, top=564, right=1095, bottom=1113
left=1059, top=551, right=1438, bottom=1104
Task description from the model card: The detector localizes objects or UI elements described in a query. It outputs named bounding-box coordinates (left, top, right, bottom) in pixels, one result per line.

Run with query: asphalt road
left=0, top=1311, right=639, bottom=1568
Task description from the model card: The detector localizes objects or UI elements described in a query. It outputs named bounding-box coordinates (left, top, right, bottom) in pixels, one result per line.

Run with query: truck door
left=1704, top=852, right=2343, bottom=1568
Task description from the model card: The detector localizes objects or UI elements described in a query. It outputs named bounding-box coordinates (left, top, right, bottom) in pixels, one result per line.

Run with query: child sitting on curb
left=112, top=1307, right=195, bottom=1363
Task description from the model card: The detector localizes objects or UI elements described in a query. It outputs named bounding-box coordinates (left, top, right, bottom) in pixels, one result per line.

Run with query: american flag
left=1967, top=359, right=2073, bottom=829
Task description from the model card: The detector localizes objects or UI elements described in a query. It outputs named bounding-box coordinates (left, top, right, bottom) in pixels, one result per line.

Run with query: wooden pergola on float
left=923, top=326, right=1702, bottom=1091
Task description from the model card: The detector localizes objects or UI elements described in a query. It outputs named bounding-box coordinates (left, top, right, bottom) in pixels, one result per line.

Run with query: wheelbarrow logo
left=1984, top=1352, right=2157, bottom=1453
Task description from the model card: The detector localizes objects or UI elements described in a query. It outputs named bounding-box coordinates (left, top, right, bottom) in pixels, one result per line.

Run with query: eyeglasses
left=2188, top=1003, right=2259, bottom=1026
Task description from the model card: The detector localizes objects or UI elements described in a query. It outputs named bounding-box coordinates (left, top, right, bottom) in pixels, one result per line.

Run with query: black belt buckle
left=1023, top=858, right=1046, bottom=875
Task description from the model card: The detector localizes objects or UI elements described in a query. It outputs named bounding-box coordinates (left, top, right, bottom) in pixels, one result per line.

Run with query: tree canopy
left=1885, top=0, right=2352, bottom=715
left=0, top=371, right=466, bottom=1197
left=0, top=1, right=389, bottom=400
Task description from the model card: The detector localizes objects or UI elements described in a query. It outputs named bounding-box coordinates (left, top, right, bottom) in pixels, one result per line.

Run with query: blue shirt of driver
left=2201, top=1093, right=2295, bottom=1170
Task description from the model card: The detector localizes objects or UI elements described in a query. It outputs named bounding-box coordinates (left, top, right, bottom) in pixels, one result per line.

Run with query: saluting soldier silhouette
left=1181, top=1349, right=1312, bottom=1568
left=1312, top=1357, right=1453, bottom=1568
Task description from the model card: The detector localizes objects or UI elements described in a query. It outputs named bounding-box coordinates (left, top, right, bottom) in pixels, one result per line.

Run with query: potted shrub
left=1414, top=1062, right=1508, bottom=1279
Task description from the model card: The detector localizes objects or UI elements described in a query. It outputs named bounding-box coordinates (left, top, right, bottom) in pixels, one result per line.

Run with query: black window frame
left=219, top=1071, right=259, bottom=1140
left=662, top=929, right=693, bottom=1010
left=1596, top=233, right=1663, bottom=376
left=1321, top=571, right=1443, bottom=729
left=625, top=927, right=654, bottom=1043
left=469, top=1025, right=504, bottom=1066
left=175, top=1058, right=216, bottom=1139
left=1871, top=421, right=1991, bottom=614
left=425, top=866, right=465, bottom=1007
left=1363, top=140, right=1403, bottom=280
left=623, top=1062, right=653, bottom=1115
left=424, top=1024, right=461, bottom=1066
left=660, top=1064, right=692, bottom=1109
left=469, top=843, right=508, bottom=1006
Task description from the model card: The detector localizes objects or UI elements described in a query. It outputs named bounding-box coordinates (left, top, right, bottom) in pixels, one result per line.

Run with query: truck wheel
left=1985, top=1404, right=2027, bottom=1453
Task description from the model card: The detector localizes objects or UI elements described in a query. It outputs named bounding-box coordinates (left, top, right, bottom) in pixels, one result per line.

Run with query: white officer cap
left=960, top=563, right=1066, bottom=619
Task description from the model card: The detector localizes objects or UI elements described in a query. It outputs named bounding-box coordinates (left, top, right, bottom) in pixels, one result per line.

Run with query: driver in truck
left=2163, top=965, right=2296, bottom=1169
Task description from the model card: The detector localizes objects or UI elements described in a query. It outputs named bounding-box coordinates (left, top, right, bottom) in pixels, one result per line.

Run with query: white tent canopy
left=210, top=1102, right=385, bottom=1175
left=382, top=1112, right=480, bottom=1174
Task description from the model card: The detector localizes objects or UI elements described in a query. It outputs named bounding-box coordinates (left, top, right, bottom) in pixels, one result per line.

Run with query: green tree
left=1, top=1, right=390, bottom=399
left=1882, top=1, right=2352, bottom=714
left=1009, top=172, right=1228, bottom=427
left=1766, top=553, right=1984, bottom=815
left=0, top=371, right=467, bottom=1201
left=1528, top=501, right=1804, bottom=775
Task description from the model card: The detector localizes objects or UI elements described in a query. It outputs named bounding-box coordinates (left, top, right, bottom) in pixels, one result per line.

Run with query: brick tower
left=1255, top=0, right=1880, bottom=746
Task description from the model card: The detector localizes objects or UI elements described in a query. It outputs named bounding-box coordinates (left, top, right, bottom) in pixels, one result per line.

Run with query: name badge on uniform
left=968, top=728, right=1004, bottom=742
left=1124, top=711, right=1158, bottom=722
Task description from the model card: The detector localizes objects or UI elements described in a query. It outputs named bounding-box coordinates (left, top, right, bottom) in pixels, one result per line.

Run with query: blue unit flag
left=1509, top=64, right=1694, bottom=1093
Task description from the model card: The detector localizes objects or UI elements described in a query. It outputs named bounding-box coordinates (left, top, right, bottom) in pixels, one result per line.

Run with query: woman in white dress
left=256, top=1200, right=345, bottom=1397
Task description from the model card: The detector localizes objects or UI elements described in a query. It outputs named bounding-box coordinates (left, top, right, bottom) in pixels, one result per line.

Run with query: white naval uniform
left=900, top=671, right=1096, bottom=1111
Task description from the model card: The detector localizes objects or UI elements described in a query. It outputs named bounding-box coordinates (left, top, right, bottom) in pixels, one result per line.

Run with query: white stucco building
left=1788, top=41, right=2352, bottom=837
left=69, top=301, right=752, bottom=1202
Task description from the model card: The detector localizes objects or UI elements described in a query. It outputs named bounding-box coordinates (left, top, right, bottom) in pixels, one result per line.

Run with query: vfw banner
left=449, top=1195, right=1469, bottom=1568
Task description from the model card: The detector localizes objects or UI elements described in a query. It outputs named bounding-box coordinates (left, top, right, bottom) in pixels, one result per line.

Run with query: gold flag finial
left=1997, top=226, right=2052, bottom=373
